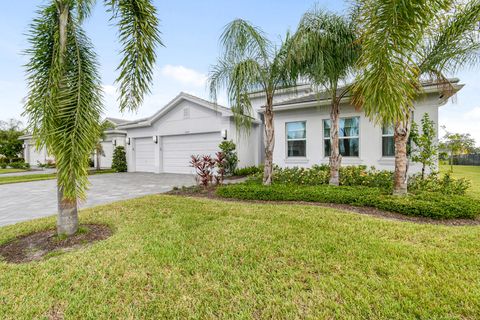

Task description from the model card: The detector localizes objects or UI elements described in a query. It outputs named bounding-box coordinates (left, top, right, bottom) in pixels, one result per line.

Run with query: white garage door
left=163, top=132, right=221, bottom=174
left=134, top=137, right=156, bottom=172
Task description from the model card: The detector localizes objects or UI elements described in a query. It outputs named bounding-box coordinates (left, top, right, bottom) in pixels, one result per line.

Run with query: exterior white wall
left=124, top=99, right=261, bottom=173
left=94, top=134, right=126, bottom=169
left=271, top=93, right=440, bottom=173
left=23, top=140, right=54, bottom=167
left=228, top=121, right=261, bottom=169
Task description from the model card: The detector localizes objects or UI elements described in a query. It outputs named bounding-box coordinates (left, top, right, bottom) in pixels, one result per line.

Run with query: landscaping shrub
left=249, top=165, right=393, bottom=189
left=190, top=153, right=226, bottom=187
left=0, top=157, right=8, bottom=168
left=246, top=164, right=469, bottom=195
left=408, top=172, right=470, bottom=195
left=218, top=140, right=238, bottom=175
left=9, top=161, right=30, bottom=169
left=217, top=183, right=480, bottom=219
left=111, top=146, right=127, bottom=172
left=234, top=165, right=263, bottom=177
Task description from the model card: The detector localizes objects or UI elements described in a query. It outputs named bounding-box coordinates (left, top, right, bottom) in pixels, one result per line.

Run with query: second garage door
left=163, top=132, right=221, bottom=174
left=134, top=137, right=156, bottom=172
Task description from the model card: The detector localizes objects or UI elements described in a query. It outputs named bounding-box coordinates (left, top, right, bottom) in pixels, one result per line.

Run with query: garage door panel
left=163, top=132, right=221, bottom=174
left=135, top=138, right=156, bottom=172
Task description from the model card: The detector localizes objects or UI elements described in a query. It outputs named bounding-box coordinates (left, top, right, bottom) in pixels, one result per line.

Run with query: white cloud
left=160, top=64, right=207, bottom=88
left=464, top=107, right=480, bottom=120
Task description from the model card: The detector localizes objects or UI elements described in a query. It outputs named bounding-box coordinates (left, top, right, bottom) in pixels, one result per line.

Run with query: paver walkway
left=0, top=173, right=195, bottom=226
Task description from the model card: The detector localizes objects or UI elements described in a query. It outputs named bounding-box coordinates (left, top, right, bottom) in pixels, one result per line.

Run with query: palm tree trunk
left=393, top=120, right=410, bottom=195
left=56, top=1, right=78, bottom=236
left=57, top=185, right=78, bottom=236
left=329, top=97, right=341, bottom=186
left=263, top=94, right=275, bottom=185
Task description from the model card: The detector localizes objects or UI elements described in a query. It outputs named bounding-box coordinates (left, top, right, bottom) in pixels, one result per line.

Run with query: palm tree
left=209, top=19, right=297, bottom=185
left=291, top=8, right=360, bottom=185
left=353, top=0, right=480, bottom=195
left=24, top=0, right=162, bottom=235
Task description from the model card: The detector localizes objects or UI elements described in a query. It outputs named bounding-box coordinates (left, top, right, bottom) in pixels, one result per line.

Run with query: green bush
left=246, top=165, right=469, bottom=195
left=408, top=172, right=471, bottom=195
left=218, top=140, right=238, bottom=175
left=217, top=183, right=480, bottom=219
left=234, top=165, right=264, bottom=177
left=9, top=161, right=30, bottom=169
left=248, top=165, right=393, bottom=189
left=111, top=146, right=127, bottom=172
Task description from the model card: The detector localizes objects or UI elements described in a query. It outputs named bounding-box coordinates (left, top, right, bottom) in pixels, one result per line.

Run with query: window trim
left=323, top=116, right=360, bottom=158
left=381, top=124, right=395, bottom=158
left=286, top=121, right=307, bottom=158
left=183, top=107, right=190, bottom=119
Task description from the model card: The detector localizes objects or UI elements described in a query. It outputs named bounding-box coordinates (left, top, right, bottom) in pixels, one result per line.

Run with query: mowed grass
left=1, top=195, right=480, bottom=319
left=0, top=169, right=116, bottom=185
left=440, top=164, right=480, bottom=199
left=0, top=168, right=26, bottom=174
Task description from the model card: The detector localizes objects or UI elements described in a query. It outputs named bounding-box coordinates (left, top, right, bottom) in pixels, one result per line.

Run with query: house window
left=323, top=117, right=359, bottom=157
left=382, top=124, right=395, bottom=157
left=183, top=107, right=190, bottom=119
left=286, top=121, right=306, bottom=157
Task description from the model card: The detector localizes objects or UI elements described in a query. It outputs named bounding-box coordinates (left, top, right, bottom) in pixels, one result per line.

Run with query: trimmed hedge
left=246, top=165, right=470, bottom=195
left=216, top=183, right=480, bottom=219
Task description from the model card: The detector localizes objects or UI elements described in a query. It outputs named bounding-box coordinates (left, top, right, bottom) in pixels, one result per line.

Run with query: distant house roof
left=105, top=117, right=130, bottom=125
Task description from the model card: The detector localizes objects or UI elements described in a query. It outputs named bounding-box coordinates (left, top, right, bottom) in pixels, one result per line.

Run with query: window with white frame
left=286, top=121, right=306, bottom=157
left=382, top=124, right=395, bottom=157
left=323, top=117, right=359, bottom=157
left=183, top=107, right=190, bottom=119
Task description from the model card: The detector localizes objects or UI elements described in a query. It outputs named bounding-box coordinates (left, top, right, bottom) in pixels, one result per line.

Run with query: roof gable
left=118, top=92, right=231, bottom=129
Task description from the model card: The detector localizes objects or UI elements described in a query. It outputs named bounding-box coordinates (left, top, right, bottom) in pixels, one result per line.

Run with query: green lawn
left=1, top=195, right=480, bottom=318
left=0, top=168, right=26, bottom=174
left=440, top=165, right=480, bottom=199
left=0, top=169, right=116, bottom=185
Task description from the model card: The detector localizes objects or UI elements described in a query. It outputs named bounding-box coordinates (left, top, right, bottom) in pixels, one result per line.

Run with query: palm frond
left=352, top=0, right=452, bottom=124
left=106, top=0, right=163, bottom=112
left=76, top=0, right=97, bottom=22
left=220, top=19, right=271, bottom=66
left=292, top=7, right=359, bottom=90
left=24, top=4, right=103, bottom=200
left=419, top=0, right=480, bottom=76
left=209, top=56, right=265, bottom=132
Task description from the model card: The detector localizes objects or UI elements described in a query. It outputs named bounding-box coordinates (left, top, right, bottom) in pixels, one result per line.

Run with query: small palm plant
left=24, top=0, right=162, bottom=235
left=209, top=19, right=297, bottom=185
left=291, top=8, right=360, bottom=185
left=353, top=0, right=480, bottom=195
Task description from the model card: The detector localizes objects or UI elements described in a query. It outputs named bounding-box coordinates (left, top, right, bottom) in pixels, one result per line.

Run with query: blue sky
left=1, top=0, right=479, bottom=145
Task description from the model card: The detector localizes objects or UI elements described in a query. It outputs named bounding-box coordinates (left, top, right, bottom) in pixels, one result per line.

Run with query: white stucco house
left=20, top=80, right=462, bottom=174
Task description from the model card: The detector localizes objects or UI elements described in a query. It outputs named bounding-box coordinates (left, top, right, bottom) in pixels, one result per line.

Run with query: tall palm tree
left=353, top=0, right=480, bottom=195
left=24, top=0, right=162, bottom=235
left=209, top=19, right=297, bottom=185
left=292, top=8, right=360, bottom=185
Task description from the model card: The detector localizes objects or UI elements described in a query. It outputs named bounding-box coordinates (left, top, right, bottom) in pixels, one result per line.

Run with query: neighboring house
left=20, top=79, right=463, bottom=174
left=94, top=118, right=129, bottom=169
left=20, top=117, right=128, bottom=168
left=19, top=135, right=55, bottom=166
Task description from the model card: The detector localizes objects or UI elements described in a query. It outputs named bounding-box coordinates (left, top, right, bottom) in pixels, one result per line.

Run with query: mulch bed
left=167, top=186, right=480, bottom=226
left=0, top=224, right=112, bottom=264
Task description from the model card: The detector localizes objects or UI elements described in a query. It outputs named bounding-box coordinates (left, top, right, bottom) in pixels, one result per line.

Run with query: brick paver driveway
left=0, top=173, right=195, bottom=227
